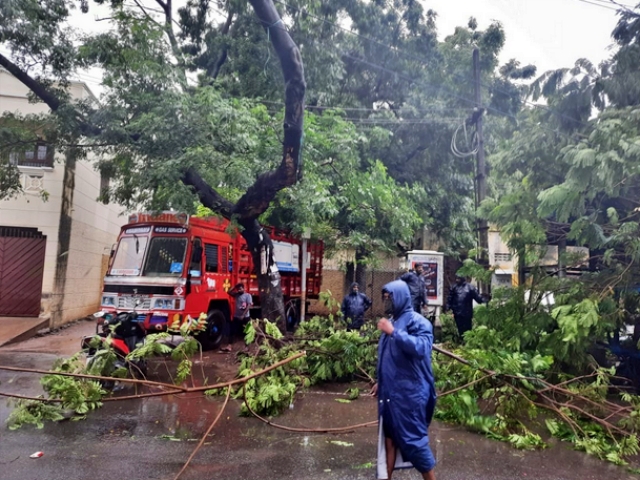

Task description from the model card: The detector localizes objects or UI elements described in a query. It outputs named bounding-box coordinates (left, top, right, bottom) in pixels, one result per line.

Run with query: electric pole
left=473, top=48, right=490, bottom=295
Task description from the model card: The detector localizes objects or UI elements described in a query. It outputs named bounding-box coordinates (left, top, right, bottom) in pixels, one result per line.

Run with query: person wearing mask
left=371, top=280, right=437, bottom=480
left=446, top=275, right=485, bottom=340
left=400, top=263, right=427, bottom=313
left=341, top=282, right=373, bottom=330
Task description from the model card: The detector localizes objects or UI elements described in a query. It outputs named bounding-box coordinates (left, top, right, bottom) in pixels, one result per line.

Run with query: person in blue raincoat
left=341, top=282, right=373, bottom=330
left=371, top=280, right=437, bottom=480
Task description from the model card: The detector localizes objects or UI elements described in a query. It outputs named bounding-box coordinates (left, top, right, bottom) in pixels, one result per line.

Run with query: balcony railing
left=6, top=143, right=54, bottom=168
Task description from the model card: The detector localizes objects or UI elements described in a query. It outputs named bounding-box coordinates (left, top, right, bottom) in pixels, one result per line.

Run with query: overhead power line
left=573, top=0, right=620, bottom=11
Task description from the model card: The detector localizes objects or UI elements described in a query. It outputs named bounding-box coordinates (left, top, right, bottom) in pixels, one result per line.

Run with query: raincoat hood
left=383, top=280, right=414, bottom=318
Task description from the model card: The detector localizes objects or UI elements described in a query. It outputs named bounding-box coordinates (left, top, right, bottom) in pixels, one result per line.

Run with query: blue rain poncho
left=341, top=282, right=373, bottom=329
left=376, top=280, right=437, bottom=477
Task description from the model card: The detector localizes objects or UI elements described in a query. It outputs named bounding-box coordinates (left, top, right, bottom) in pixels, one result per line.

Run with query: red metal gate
left=0, top=227, right=46, bottom=316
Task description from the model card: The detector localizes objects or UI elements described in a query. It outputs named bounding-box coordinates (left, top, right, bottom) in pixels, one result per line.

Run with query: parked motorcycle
left=81, top=310, right=147, bottom=385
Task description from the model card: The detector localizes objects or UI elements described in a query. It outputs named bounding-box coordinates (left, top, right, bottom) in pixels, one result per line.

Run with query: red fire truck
left=99, top=212, right=323, bottom=349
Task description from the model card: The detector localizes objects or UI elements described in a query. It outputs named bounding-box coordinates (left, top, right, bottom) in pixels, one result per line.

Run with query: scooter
left=81, top=309, right=148, bottom=383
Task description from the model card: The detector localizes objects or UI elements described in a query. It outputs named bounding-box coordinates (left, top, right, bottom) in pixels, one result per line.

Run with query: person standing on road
left=341, top=282, right=373, bottom=330
left=400, top=263, right=427, bottom=313
left=222, top=283, right=253, bottom=352
left=371, top=280, right=437, bottom=480
left=446, top=275, right=485, bottom=340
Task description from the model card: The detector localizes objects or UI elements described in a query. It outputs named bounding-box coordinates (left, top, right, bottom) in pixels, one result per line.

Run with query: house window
left=7, top=142, right=54, bottom=168
left=494, top=253, right=512, bottom=263
left=493, top=274, right=513, bottom=287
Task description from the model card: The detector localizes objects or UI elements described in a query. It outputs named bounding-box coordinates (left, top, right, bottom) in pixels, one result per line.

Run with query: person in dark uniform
left=400, top=264, right=427, bottom=313
left=341, top=282, right=372, bottom=330
left=446, top=275, right=485, bottom=340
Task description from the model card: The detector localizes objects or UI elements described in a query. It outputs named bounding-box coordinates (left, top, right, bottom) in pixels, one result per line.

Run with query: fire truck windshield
left=142, top=236, right=188, bottom=277
left=110, top=235, right=149, bottom=275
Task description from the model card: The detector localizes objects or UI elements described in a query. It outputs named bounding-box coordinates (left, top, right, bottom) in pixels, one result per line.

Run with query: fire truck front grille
left=117, top=296, right=152, bottom=310
left=105, top=285, right=175, bottom=296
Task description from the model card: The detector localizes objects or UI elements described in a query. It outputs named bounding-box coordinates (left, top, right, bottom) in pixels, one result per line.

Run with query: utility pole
left=473, top=48, right=490, bottom=295
left=299, top=228, right=311, bottom=323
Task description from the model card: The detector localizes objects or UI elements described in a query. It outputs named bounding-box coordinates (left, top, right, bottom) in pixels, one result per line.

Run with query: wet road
left=0, top=324, right=637, bottom=480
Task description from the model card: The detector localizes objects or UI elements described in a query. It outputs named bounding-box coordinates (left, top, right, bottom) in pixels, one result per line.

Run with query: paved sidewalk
left=0, top=316, right=47, bottom=347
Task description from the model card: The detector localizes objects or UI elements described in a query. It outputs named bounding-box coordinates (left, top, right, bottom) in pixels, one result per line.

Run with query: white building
left=488, top=227, right=589, bottom=287
left=0, top=68, right=126, bottom=327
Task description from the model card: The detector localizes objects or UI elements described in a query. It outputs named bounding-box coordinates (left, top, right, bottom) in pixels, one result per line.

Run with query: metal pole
left=473, top=48, right=490, bottom=295
left=299, top=229, right=310, bottom=322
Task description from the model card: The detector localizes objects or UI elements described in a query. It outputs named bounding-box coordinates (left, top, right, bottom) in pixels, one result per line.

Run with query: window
left=221, top=245, right=228, bottom=274
left=143, top=237, right=188, bottom=276
left=7, top=142, right=54, bottom=168
left=111, top=236, right=149, bottom=275
left=205, top=244, right=219, bottom=273
left=189, top=239, right=202, bottom=276
left=494, top=253, right=512, bottom=263
left=493, top=274, right=513, bottom=287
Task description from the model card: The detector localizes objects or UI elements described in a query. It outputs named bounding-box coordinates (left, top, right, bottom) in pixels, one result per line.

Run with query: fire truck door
left=187, top=238, right=203, bottom=294
left=203, top=243, right=229, bottom=296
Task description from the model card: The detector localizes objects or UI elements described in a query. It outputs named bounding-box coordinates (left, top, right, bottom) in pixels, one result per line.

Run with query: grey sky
left=1, top=0, right=630, bottom=93
left=425, top=0, right=623, bottom=73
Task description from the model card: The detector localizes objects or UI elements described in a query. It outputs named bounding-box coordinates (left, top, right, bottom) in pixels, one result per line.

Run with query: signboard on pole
left=273, top=241, right=300, bottom=272
left=404, top=250, right=445, bottom=306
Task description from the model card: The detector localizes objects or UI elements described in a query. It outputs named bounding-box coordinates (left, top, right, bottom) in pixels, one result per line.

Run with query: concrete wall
left=0, top=69, right=126, bottom=326
left=59, top=158, right=123, bottom=325
left=308, top=250, right=404, bottom=318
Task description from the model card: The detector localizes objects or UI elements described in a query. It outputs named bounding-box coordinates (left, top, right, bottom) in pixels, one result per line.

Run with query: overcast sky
left=425, top=0, right=624, bottom=73
left=1, top=0, right=631, bottom=95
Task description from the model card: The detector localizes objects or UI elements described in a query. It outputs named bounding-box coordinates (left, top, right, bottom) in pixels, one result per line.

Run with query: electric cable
left=451, top=122, right=479, bottom=158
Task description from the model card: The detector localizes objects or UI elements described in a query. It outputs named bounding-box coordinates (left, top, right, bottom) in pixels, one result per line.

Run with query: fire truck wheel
left=197, top=309, right=227, bottom=351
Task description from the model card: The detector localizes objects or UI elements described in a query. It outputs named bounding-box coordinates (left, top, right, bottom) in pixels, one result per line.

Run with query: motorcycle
left=81, top=309, right=148, bottom=385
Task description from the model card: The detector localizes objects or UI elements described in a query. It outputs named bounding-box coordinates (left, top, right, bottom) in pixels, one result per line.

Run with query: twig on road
left=243, top=383, right=378, bottom=433
left=172, top=386, right=231, bottom=480
left=0, top=392, right=63, bottom=403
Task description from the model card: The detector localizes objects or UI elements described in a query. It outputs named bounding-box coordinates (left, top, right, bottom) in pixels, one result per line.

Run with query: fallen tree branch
left=434, top=344, right=637, bottom=440
left=0, top=352, right=307, bottom=405
left=0, top=365, right=186, bottom=391
left=0, top=392, right=63, bottom=403
left=243, top=384, right=378, bottom=433
left=173, top=386, right=231, bottom=480
left=438, top=373, right=495, bottom=397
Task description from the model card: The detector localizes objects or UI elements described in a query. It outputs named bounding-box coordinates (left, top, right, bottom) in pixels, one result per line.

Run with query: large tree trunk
left=185, top=0, right=305, bottom=329
left=238, top=219, right=285, bottom=330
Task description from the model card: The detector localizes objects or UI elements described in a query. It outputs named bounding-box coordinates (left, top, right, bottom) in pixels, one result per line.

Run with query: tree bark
left=355, top=247, right=368, bottom=290
left=206, top=0, right=305, bottom=328
left=238, top=219, right=285, bottom=329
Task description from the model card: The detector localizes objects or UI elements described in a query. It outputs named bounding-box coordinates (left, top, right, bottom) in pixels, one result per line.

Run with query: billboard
left=406, top=251, right=445, bottom=306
